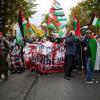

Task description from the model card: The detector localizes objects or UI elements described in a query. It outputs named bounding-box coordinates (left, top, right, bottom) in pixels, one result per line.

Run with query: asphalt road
left=33, top=72, right=100, bottom=100
left=0, top=71, right=37, bottom=100
left=0, top=71, right=100, bottom=100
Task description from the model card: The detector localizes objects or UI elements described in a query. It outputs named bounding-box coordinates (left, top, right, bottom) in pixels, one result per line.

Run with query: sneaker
left=17, top=70, right=21, bottom=73
left=4, top=77, right=8, bottom=81
left=86, top=80, right=94, bottom=84
left=69, top=75, right=75, bottom=78
left=64, top=76, right=70, bottom=80
left=0, top=79, right=2, bottom=82
left=85, top=78, right=94, bottom=81
left=95, top=80, right=99, bottom=84
left=92, top=78, right=94, bottom=81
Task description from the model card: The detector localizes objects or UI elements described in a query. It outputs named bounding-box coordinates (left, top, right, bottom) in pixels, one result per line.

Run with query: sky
left=29, top=0, right=82, bottom=26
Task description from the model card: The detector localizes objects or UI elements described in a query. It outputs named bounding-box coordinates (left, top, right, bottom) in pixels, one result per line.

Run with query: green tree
left=68, top=0, right=100, bottom=32
left=0, top=0, right=37, bottom=35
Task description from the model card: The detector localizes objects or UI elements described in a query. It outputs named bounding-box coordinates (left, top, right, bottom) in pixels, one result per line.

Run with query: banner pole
left=80, top=45, right=85, bottom=78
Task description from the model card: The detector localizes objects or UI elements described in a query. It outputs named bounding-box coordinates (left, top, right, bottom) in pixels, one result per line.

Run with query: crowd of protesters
left=64, top=29, right=100, bottom=84
left=0, top=27, right=100, bottom=84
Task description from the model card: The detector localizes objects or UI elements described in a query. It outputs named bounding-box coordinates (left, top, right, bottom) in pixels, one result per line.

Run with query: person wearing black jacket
left=81, top=34, right=88, bottom=71
left=64, top=32, right=78, bottom=80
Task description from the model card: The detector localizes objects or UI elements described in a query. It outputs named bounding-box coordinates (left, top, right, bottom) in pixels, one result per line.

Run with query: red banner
left=24, top=42, right=65, bottom=74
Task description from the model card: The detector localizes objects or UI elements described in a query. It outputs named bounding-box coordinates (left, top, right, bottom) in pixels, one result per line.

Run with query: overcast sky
left=29, top=0, right=82, bottom=26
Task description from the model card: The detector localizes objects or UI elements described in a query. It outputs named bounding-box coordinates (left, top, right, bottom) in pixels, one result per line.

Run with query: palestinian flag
left=47, top=17, right=57, bottom=31
left=89, top=38, right=97, bottom=67
left=92, top=16, right=100, bottom=28
left=26, top=22, right=36, bottom=37
left=73, top=16, right=77, bottom=31
left=42, top=0, right=67, bottom=38
left=53, top=0, right=60, bottom=8
left=18, top=7, right=27, bottom=39
left=73, top=16, right=80, bottom=37
left=16, top=23, right=23, bottom=43
left=50, top=0, right=67, bottom=37
left=57, top=16, right=67, bottom=21
left=75, top=22, right=80, bottom=37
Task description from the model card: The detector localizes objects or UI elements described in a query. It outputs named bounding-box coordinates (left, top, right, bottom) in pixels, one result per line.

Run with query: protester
left=19, top=39, right=25, bottom=71
left=9, top=36, right=16, bottom=50
left=64, top=31, right=78, bottom=80
left=0, top=32, right=10, bottom=81
left=85, top=31, right=97, bottom=83
left=95, top=34, right=100, bottom=70
left=81, top=32, right=88, bottom=72
left=74, top=36, right=82, bottom=73
left=10, top=44, right=24, bottom=73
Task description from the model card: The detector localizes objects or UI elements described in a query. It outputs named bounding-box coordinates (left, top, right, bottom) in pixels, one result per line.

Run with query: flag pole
left=80, top=43, right=85, bottom=78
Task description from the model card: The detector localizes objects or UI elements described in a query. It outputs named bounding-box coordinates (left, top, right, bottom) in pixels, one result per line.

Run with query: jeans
left=86, top=57, right=93, bottom=81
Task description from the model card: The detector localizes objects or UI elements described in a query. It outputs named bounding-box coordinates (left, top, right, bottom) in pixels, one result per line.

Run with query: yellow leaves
left=31, top=24, right=44, bottom=38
